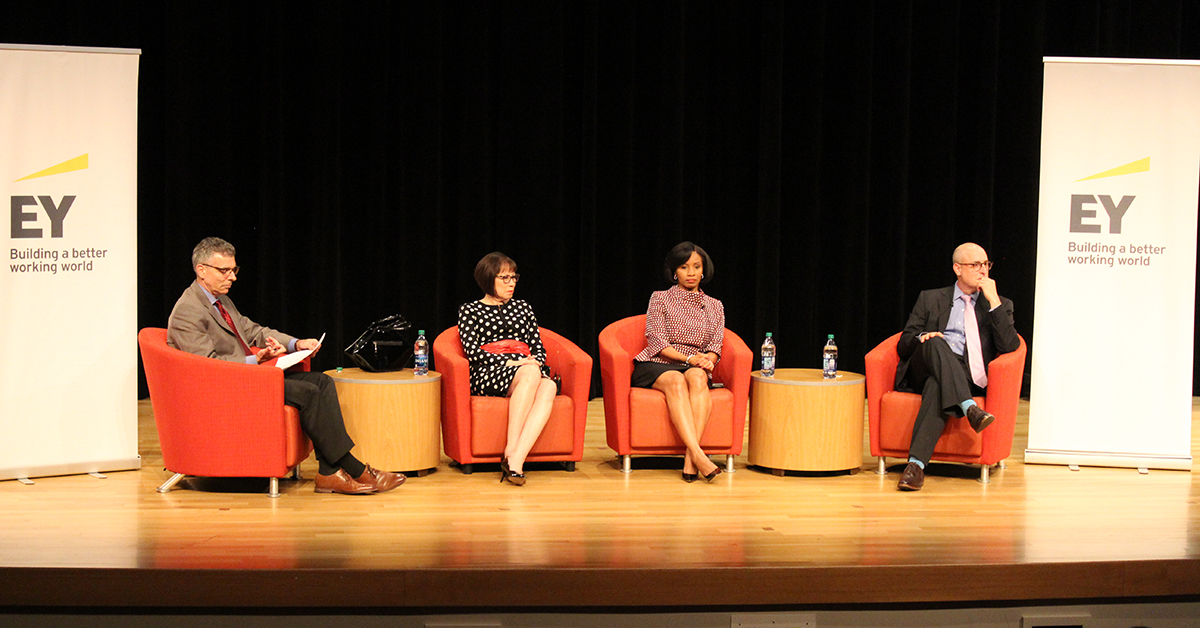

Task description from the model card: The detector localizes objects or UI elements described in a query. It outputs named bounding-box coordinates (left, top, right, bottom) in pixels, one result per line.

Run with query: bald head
left=952, top=242, right=991, bottom=293
left=952, top=242, right=986, bottom=264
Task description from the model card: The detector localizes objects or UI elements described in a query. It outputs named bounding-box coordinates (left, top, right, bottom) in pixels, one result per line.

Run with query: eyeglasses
left=955, top=261, right=993, bottom=271
left=201, top=263, right=241, bottom=277
left=496, top=274, right=520, bottom=284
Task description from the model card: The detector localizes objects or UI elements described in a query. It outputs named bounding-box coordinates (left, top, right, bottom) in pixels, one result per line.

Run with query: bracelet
left=685, top=355, right=695, bottom=366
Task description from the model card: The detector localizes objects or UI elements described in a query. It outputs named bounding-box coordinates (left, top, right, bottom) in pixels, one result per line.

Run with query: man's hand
left=296, top=338, right=322, bottom=356
left=979, top=277, right=1001, bottom=309
left=255, top=336, right=288, bottom=364
left=918, top=331, right=945, bottom=343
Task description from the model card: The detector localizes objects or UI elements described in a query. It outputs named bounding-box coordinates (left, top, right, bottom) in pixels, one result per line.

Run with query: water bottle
left=413, top=330, right=429, bottom=376
left=822, top=334, right=838, bottom=379
left=761, top=332, right=776, bottom=377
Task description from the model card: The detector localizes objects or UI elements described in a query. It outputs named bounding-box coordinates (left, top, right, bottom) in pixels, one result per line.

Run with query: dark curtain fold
left=3, top=1, right=1198, bottom=397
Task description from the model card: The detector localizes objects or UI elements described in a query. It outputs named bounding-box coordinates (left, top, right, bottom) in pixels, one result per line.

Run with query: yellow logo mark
left=1075, top=157, right=1149, bottom=182
left=14, top=154, right=89, bottom=182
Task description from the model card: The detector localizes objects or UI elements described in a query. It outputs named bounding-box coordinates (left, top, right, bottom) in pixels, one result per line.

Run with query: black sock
left=336, top=453, right=366, bottom=478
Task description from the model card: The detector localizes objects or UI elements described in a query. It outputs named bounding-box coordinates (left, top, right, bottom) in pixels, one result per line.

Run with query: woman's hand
left=505, top=357, right=541, bottom=368
left=686, top=353, right=715, bottom=372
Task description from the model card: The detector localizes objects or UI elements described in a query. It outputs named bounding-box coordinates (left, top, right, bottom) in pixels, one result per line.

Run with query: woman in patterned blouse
left=457, top=252, right=555, bottom=486
left=632, top=242, right=725, bottom=483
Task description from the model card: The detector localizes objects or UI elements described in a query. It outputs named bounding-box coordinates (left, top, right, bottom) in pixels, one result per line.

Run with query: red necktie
left=962, top=293, right=988, bottom=388
left=214, top=298, right=255, bottom=356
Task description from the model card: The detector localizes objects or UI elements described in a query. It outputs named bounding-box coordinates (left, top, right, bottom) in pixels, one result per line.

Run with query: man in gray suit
left=893, top=242, right=1020, bottom=491
left=168, top=237, right=404, bottom=495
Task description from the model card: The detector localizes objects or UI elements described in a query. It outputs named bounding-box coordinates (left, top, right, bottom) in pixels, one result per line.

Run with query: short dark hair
left=663, top=241, right=714, bottom=285
left=474, top=251, right=517, bottom=297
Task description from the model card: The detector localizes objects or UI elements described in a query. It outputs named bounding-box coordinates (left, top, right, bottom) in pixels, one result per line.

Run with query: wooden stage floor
left=2, top=398, right=1199, bottom=611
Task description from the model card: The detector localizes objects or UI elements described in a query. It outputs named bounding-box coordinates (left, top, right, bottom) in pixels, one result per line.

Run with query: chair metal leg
left=978, top=464, right=991, bottom=484
left=156, top=472, right=185, bottom=494
left=269, top=477, right=281, bottom=498
left=725, top=455, right=735, bottom=473
left=876, top=457, right=887, bottom=475
left=291, top=466, right=301, bottom=480
left=621, top=455, right=632, bottom=473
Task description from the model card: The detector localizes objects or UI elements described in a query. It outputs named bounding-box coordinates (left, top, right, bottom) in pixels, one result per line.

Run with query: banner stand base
left=1025, top=448, right=1191, bottom=471
left=0, top=456, right=142, bottom=483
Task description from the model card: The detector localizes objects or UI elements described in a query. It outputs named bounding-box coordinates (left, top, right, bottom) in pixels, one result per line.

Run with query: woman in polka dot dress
left=631, top=242, right=725, bottom=484
left=458, top=252, right=555, bottom=486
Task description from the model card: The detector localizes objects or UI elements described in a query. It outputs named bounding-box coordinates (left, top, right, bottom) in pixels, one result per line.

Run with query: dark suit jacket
left=167, top=281, right=297, bottom=362
left=894, top=285, right=1019, bottom=391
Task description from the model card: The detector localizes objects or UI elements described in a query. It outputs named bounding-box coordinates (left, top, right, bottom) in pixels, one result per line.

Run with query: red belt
left=481, top=340, right=531, bottom=356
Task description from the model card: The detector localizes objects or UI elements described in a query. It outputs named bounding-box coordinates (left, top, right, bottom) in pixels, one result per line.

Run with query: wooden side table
left=324, top=368, right=442, bottom=476
left=748, top=368, right=866, bottom=474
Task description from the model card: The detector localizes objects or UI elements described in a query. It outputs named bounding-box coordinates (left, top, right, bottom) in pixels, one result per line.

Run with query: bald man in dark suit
left=893, top=242, right=1020, bottom=491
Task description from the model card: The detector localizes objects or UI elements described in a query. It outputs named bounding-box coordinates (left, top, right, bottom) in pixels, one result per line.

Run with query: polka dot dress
left=458, top=299, right=549, bottom=397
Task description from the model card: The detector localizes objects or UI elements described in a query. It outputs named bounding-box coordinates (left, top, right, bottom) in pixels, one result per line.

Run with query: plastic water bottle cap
left=336, top=366, right=343, bottom=373
left=419, top=329, right=425, bottom=335
left=766, top=332, right=773, bottom=337
left=828, top=334, right=834, bottom=339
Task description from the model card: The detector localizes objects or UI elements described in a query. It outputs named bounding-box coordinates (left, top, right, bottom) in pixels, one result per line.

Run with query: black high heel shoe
left=681, top=471, right=699, bottom=483
left=702, top=465, right=723, bottom=483
left=500, top=457, right=526, bottom=487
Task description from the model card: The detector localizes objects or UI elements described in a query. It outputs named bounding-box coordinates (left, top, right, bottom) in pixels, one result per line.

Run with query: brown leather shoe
left=897, top=462, right=925, bottom=491
left=315, top=469, right=376, bottom=495
left=966, top=404, right=996, bottom=433
left=355, top=465, right=406, bottom=493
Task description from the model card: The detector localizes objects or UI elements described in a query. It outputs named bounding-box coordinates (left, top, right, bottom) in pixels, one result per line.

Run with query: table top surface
left=324, top=367, right=441, bottom=384
left=751, top=367, right=864, bottom=386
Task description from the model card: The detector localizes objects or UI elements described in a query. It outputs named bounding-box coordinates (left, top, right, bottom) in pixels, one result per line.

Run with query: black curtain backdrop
left=4, top=1, right=1199, bottom=397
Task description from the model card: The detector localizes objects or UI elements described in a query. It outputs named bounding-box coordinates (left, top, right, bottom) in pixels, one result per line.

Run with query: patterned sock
left=959, top=399, right=978, bottom=415
left=907, top=457, right=925, bottom=470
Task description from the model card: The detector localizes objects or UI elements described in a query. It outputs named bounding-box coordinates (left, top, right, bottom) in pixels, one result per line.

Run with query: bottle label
left=762, top=356, right=775, bottom=373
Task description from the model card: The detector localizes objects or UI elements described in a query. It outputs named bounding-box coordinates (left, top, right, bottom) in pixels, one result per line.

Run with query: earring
left=673, top=275, right=678, bottom=282
left=702, top=274, right=705, bottom=279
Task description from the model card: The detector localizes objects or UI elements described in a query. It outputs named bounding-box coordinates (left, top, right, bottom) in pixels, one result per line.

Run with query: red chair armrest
left=865, top=333, right=902, bottom=455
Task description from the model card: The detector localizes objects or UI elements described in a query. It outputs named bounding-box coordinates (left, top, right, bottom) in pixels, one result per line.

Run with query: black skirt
left=631, top=360, right=707, bottom=389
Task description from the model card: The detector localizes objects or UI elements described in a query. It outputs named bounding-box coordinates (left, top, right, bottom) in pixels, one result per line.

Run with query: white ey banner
left=0, top=44, right=140, bottom=481
left=1027, top=58, right=1200, bottom=471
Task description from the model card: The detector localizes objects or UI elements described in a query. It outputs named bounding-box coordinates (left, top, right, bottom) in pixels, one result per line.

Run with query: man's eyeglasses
left=201, top=263, right=241, bottom=277
left=955, top=261, right=993, bottom=271
left=497, top=274, right=520, bottom=284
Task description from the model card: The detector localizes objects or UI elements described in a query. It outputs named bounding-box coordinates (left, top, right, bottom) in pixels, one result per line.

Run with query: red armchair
left=865, top=332, right=1027, bottom=482
left=138, top=327, right=313, bottom=497
left=599, top=315, right=752, bottom=473
left=433, top=326, right=592, bottom=474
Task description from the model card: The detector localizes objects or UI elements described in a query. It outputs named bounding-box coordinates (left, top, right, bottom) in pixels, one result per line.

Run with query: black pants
left=901, top=337, right=983, bottom=465
left=283, top=371, right=355, bottom=464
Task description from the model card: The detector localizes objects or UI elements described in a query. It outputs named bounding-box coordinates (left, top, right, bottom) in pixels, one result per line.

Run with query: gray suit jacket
left=893, top=285, right=1019, bottom=391
left=167, top=281, right=297, bottom=362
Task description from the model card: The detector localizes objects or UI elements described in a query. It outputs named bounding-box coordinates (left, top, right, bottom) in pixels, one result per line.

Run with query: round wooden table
left=748, top=368, right=866, bottom=474
left=324, top=368, right=442, bottom=476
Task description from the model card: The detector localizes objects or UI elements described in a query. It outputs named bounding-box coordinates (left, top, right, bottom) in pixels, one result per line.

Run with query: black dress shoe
left=897, top=462, right=924, bottom=491
left=966, top=405, right=996, bottom=433
left=682, top=471, right=698, bottom=483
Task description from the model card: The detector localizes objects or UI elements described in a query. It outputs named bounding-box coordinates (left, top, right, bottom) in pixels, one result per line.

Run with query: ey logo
left=10, top=154, right=87, bottom=238
left=1069, top=157, right=1148, bottom=234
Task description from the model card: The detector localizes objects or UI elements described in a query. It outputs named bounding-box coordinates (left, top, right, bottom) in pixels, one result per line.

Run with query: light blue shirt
left=943, top=286, right=976, bottom=357
left=198, top=283, right=296, bottom=363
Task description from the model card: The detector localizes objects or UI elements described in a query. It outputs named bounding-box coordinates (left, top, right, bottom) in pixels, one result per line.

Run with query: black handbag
left=344, top=314, right=416, bottom=372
